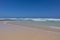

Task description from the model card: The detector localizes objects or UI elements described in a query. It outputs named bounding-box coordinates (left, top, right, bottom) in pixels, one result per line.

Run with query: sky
left=0, top=0, right=60, bottom=18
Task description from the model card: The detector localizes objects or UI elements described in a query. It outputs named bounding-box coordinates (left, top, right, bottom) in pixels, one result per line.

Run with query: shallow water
left=15, top=20, right=60, bottom=26
left=12, top=20, right=60, bottom=30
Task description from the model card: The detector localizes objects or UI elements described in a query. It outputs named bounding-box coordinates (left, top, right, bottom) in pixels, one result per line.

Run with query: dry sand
left=0, top=21, right=60, bottom=40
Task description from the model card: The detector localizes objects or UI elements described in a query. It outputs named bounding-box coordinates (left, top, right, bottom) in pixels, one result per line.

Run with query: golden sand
left=0, top=21, right=60, bottom=40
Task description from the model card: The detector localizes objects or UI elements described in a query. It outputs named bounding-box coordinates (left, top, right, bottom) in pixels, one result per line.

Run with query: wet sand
left=0, top=21, right=60, bottom=40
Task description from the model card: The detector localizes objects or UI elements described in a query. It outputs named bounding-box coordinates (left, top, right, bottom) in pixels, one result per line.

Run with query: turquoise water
left=33, top=21, right=60, bottom=27
left=16, top=20, right=60, bottom=27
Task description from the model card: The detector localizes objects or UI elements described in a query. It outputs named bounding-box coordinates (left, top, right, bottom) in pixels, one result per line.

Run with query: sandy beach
left=0, top=21, right=60, bottom=40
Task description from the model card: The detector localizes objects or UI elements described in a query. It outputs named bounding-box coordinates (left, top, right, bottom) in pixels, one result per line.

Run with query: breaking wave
left=18, top=18, right=60, bottom=22
left=0, top=18, right=60, bottom=22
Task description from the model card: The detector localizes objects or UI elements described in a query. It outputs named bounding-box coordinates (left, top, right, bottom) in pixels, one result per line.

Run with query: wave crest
left=0, top=18, right=60, bottom=21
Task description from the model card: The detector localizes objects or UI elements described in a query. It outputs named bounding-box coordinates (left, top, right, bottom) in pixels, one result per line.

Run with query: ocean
left=15, top=18, right=60, bottom=26
left=0, top=18, right=60, bottom=29
left=14, top=18, right=60, bottom=30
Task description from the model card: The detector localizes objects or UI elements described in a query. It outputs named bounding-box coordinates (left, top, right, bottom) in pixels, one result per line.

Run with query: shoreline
left=0, top=21, right=60, bottom=32
left=0, top=21, right=60, bottom=40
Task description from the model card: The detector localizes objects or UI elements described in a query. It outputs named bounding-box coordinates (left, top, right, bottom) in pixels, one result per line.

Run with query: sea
left=0, top=18, right=60, bottom=29
left=14, top=18, right=60, bottom=26
left=15, top=18, right=60, bottom=29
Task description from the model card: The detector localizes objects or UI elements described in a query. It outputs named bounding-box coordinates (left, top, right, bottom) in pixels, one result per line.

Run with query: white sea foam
left=31, top=18, right=47, bottom=21
left=0, top=18, right=60, bottom=21
left=21, top=18, right=60, bottom=22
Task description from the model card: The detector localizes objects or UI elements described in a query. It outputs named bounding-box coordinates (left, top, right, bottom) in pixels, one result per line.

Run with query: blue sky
left=0, top=0, right=60, bottom=18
